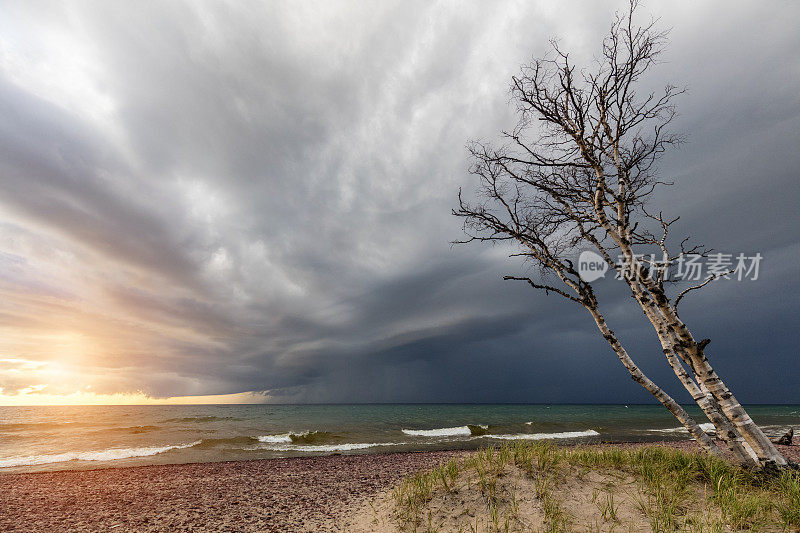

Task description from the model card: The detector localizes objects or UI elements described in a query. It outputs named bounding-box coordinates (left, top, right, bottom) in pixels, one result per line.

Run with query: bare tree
left=454, top=1, right=786, bottom=467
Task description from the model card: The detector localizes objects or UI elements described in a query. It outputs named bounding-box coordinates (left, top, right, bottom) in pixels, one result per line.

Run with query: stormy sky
left=0, top=1, right=798, bottom=405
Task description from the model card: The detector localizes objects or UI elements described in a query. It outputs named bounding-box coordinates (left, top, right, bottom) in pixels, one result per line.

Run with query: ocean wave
left=189, top=436, right=259, bottom=449
left=257, top=433, right=293, bottom=444
left=0, top=421, right=95, bottom=432
left=289, top=431, right=342, bottom=444
left=0, top=441, right=201, bottom=468
left=103, top=425, right=161, bottom=434
left=257, top=441, right=408, bottom=453
left=649, top=423, right=716, bottom=434
left=256, top=431, right=342, bottom=444
left=1, top=423, right=162, bottom=435
left=488, top=429, right=600, bottom=440
left=402, top=425, right=488, bottom=437
left=185, top=433, right=404, bottom=453
left=193, top=431, right=344, bottom=450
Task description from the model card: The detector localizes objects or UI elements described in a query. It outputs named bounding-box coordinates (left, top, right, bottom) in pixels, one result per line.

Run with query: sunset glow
left=0, top=1, right=798, bottom=407
left=2, top=3, right=799, bottom=531
left=0, top=390, right=269, bottom=406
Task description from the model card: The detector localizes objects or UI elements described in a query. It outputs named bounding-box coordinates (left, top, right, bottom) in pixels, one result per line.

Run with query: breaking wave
left=402, top=425, right=488, bottom=437
left=649, top=423, right=716, bottom=434
left=257, top=441, right=407, bottom=453
left=191, top=431, right=346, bottom=450
left=288, top=431, right=342, bottom=444
left=0, top=441, right=201, bottom=468
left=401, top=426, right=599, bottom=441
left=188, top=433, right=407, bottom=453
left=257, top=433, right=293, bottom=444
left=488, top=429, right=600, bottom=440
left=255, top=431, right=342, bottom=444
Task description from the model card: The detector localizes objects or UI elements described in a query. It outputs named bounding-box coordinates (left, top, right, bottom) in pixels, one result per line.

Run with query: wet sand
left=1, top=441, right=796, bottom=532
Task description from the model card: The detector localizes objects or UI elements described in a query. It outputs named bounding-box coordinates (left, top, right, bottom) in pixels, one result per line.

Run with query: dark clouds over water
left=0, top=1, right=798, bottom=403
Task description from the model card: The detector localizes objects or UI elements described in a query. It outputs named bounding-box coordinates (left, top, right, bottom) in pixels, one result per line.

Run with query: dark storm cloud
left=0, top=1, right=798, bottom=402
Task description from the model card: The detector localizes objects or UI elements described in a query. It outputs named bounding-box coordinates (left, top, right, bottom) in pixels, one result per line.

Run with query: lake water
left=1, top=404, right=797, bottom=472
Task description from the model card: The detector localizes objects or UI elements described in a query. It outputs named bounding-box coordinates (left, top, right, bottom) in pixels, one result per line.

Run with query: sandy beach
left=0, top=449, right=462, bottom=532
left=2, top=441, right=797, bottom=532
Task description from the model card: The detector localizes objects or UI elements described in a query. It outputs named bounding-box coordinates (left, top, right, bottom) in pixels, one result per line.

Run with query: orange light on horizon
left=0, top=389, right=271, bottom=406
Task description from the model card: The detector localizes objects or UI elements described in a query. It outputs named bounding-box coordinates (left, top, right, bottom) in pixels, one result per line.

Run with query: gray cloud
left=0, top=1, right=798, bottom=403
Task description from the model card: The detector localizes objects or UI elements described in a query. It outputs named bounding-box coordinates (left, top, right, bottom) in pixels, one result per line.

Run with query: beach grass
left=391, top=442, right=800, bottom=532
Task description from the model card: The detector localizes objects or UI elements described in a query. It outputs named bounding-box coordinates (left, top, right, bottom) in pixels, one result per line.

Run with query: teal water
left=0, top=404, right=797, bottom=473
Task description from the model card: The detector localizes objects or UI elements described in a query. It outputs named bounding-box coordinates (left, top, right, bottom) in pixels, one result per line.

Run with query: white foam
left=650, top=423, right=716, bottom=434
left=488, top=429, right=600, bottom=440
left=286, top=442, right=401, bottom=452
left=402, top=425, right=486, bottom=437
left=0, top=441, right=201, bottom=468
left=257, top=433, right=293, bottom=443
left=258, top=441, right=407, bottom=452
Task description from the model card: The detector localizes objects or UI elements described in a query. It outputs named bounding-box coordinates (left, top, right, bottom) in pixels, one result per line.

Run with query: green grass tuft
left=393, top=442, right=800, bottom=531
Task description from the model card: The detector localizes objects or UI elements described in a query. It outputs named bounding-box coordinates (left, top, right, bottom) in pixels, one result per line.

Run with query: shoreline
left=1, top=449, right=464, bottom=532
left=2, top=441, right=797, bottom=532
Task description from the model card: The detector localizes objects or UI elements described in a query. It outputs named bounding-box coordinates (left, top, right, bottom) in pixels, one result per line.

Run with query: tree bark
left=688, top=343, right=788, bottom=466
left=664, top=348, right=758, bottom=465
left=584, top=301, right=723, bottom=458
left=627, top=280, right=759, bottom=465
left=586, top=195, right=784, bottom=466
left=633, top=273, right=788, bottom=466
left=696, top=380, right=759, bottom=464
left=584, top=187, right=775, bottom=465
left=590, top=199, right=787, bottom=467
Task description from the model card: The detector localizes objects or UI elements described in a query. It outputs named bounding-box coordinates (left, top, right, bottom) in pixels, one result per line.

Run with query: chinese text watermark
left=577, top=251, right=763, bottom=283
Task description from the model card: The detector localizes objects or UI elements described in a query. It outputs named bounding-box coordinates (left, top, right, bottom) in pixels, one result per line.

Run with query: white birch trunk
left=630, top=266, right=788, bottom=467
left=584, top=303, right=723, bottom=457
left=696, top=379, right=759, bottom=464
left=590, top=198, right=786, bottom=466
left=628, top=281, right=759, bottom=465
left=687, top=343, right=787, bottom=467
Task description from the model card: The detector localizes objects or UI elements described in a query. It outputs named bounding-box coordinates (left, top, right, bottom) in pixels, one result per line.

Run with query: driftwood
left=772, top=428, right=794, bottom=446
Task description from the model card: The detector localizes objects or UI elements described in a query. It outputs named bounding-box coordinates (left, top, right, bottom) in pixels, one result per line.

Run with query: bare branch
left=673, top=269, right=734, bottom=317
left=503, top=276, right=584, bottom=303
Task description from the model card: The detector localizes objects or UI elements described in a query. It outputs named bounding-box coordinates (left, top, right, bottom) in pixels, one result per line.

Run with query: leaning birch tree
left=454, top=1, right=787, bottom=468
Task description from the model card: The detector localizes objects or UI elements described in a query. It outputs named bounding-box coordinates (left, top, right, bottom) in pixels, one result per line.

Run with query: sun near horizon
left=0, top=386, right=270, bottom=407
left=0, top=350, right=271, bottom=405
left=0, top=356, right=268, bottom=406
